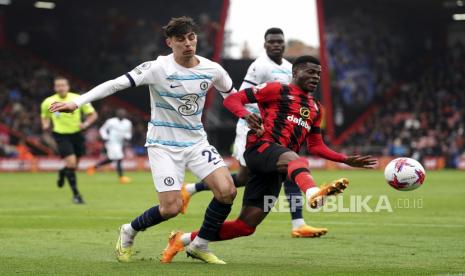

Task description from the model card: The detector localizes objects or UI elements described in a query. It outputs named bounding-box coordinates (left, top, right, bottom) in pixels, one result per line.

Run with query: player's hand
left=49, top=101, right=78, bottom=113
left=344, top=155, right=378, bottom=169
left=79, top=122, right=90, bottom=130
left=244, top=113, right=264, bottom=136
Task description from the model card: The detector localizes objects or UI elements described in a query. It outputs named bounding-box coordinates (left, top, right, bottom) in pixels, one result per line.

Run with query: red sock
left=287, top=157, right=316, bottom=193
left=190, top=219, right=255, bottom=241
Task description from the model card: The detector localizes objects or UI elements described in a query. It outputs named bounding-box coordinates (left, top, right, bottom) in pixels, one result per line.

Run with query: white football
left=384, top=158, right=426, bottom=191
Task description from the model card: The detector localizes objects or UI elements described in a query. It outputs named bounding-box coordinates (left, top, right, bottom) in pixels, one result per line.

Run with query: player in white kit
left=87, top=109, right=133, bottom=184
left=49, top=17, right=237, bottom=264
left=181, top=28, right=328, bottom=238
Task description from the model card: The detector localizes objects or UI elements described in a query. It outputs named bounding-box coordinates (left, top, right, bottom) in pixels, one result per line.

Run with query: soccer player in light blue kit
left=50, top=16, right=237, bottom=264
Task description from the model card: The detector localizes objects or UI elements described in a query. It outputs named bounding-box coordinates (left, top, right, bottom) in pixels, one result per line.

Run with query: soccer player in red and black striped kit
left=161, top=55, right=377, bottom=263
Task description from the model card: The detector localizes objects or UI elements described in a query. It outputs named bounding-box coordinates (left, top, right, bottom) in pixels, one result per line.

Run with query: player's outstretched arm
left=306, top=132, right=377, bottom=168
left=344, top=155, right=378, bottom=168
left=49, top=75, right=132, bottom=113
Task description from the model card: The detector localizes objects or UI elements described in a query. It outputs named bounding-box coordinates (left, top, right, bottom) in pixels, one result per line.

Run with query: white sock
left=121, top=223, right=137, bottom=247
left=180, top=233, right=192, bottom=246
left=190, top=236, right=209, bottom=251
left=123, top=223, right=137, bottom=236
left=291, top=218, right=306, bottom=230
left=185, top=183, right=197, bottom=195
left=306, top=187, right=320, bottom=199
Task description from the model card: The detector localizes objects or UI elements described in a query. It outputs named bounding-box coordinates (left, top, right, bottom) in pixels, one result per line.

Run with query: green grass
left=1, top=170, right=464, bottom=275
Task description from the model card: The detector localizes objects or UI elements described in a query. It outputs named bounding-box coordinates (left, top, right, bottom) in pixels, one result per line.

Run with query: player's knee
left=216, top=184, right=237, bottom=204
left=159, top=200, right=182, bottom=218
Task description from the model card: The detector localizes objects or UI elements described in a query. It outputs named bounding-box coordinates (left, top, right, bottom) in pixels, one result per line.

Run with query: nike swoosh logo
left=170, top=84, right=182, bottom=88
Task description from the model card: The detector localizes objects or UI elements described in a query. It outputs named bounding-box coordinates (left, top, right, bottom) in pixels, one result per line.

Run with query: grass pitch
left=1, top=170, right=464, bottom=275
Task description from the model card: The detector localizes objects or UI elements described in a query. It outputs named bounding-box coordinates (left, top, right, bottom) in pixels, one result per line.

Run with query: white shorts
left=147, top=139, right=226, bottom=192
left=232, top=119, right=249, bottom=167
left=105, top=142, right=124, bottom=160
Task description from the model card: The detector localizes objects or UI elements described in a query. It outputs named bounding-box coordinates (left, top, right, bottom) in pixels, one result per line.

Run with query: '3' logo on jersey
left=178, top=94, right=200, bottom=116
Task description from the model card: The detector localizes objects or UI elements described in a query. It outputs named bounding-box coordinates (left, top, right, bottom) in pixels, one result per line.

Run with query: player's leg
left=116, top=159, right=131, bottom=183
left=87, top=157, right=112, bottom=176
left=67, top=133, right=86, bottom=204
left=115, top=146, right=184, bottom=262
left=181, top=164, right=247, bottom=214
left=183, top=142, right=236, bottom=264
left=283, top=179, right=328, bottom=238
left=181, top=120, right=249, bottom=213
left=62, top=153, right=83, bottom=204
left=52, top=133, right=70, bottom=188
left=278, top=153, right=349, bottom=208
left=162, top=143, right=283, bottom=263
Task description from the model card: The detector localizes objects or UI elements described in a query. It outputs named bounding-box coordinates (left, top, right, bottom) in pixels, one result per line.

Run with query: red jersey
left=224, top=82, right=347, bottom=162
left=231, top=82, right=321, bottom=152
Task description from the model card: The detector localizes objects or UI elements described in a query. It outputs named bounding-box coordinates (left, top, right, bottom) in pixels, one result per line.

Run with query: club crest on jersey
left=287, top=115, right=311, bottom=131
left=200, top=81, right=209, bottom=90
left=299, top=107, right=310, bottom=119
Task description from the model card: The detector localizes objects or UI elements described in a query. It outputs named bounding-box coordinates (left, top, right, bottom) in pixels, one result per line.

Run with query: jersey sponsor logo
left=164, top=177, right=175, bottom=186
left=178, top=94, right=200, bottom=116
left=200, top=81, right=209, bottom=90
left=287, top=114, right=311, bottom=131
left=299, top=107, right=310, bottom=119
left=170, top=84, right=182, bottom=88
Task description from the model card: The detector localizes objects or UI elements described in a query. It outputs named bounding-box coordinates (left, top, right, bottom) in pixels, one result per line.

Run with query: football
left=384, top=157, right=426, bottom=191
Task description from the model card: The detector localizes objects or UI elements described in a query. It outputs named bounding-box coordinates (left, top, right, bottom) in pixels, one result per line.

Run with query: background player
left=49, top=17, right=237, bottom=264
left=40, top=76, right=98, bottom=204
left=161, top=56, right=377, bottom=263
left=182, top=28, right=327, bottom=238
left=87, top=109, right=133, bottom=184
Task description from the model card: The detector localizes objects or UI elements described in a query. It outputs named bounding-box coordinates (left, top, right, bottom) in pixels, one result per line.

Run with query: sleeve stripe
left=125, top=73, right=136, bottom=87
left=219, top=83, right=235, bottom=94
left=243, top=79, right=258, bottom=86
left=245, top=88, right=257, bottom=103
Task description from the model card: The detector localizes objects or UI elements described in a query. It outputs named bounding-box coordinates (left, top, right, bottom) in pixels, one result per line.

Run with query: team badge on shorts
left=300, top=107, right=310, bottom=119
left=164, top=177, right=175, bottom=186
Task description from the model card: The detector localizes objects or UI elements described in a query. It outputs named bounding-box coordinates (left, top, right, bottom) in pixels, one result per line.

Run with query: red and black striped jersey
left=242, top=82, right=322, bottom=153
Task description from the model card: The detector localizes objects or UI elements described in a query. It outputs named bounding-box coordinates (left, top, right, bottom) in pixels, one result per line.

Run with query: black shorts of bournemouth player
left=161, top=56, right=377, bottom=262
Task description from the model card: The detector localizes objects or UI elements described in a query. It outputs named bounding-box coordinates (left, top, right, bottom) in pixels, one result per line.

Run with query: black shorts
left=242, top=141, right=291, bottom=211
left=52, top=132, right=85, bottom=158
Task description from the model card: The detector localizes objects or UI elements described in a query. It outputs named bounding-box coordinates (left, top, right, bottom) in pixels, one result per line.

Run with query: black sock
left=284, top=179, right=304, bottom=220
left=130, top=205, right=166, bottom=231
left=197, top=198, right=232, bottom=240
left=195, top=182, right=209, bottom=192
left=58, top=167, right=66, bottom=182
left=116, top=160, right=123, bottom=177
left=65, top=168, right=80, bottom=196
left=95, top=158, right=112, bottom=168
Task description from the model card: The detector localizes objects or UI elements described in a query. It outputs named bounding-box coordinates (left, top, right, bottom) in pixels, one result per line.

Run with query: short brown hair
left=54, top=76, right=68, bottom=82
left=163, top=16, right=199, bottom=38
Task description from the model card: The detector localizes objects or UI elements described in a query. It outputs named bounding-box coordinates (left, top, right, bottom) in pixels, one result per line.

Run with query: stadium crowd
left=343, top=41, right=465, bottom=167
left=0, top=49, right=148, bottom=158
